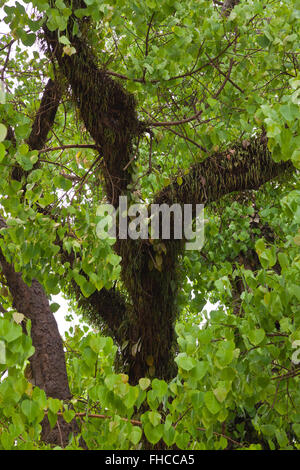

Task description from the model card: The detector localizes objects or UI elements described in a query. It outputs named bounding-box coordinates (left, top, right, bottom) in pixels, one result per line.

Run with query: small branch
left=266, top=332, right=288, bottom=338
left=39, top=158, right=80, bottom=178
left=53, top=410, right=246, bottom=447
left=56, top=417, right=64, bottom=448
left=38, top=144, right=98, bottom=154
left=0, top=303, right=7, bottom=313
left=272, top=369, right=300, bottom=381
left=197, top=427, right=246, bottom=448
left=143, top=13, right=155, bottom=81
left=123, top=135, right=141, bottom=171
left=103, top=69, right=145, bottom=83
left=1, top=40, right=13, bottom=81
left=157, top=124, right=208, bottom=153
left=145, top=14, right=155, bottom=58
left=146, top=108, right=203, bottom=128
left=26, top=79, right=62, bottom=151
left=0, top=39, right=16, bottom=53
left=53, top=411, right=142, bottom=427
left=213, top=58, right=234, bottom=99
left=104, top=36, right=238, bottom=86
left=72, top=154, right=103, bottom=201
left=174, top=406, right=193, bottom=429
left=205, top=53, right=244, bottom=94
left=141, top=108, right=208, bottom=152
left=148, top=131, right=153, bottom=171
left=270, top=379, right=282, bottom=410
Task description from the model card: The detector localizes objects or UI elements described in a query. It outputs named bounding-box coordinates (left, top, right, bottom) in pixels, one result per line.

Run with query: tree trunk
left=0, top=247, right=76, bottom=446
left=1, top=79, right=78, bottom=446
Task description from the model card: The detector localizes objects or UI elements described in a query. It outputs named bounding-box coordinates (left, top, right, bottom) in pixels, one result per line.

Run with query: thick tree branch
left=11, top=78, right=62, bottom=182
left=43, top=24, right=140, bottom=204
left=77, top=287, right=127, bottom=344
left=155, top=137, right=292, bottom=208
left=221, top=0, right=240, bottom=16
left=27, top=78, right=62, bottom=151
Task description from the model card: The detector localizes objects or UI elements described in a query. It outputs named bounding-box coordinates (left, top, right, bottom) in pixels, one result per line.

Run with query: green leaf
left=48, top=410, right=58, bottom=429
left=292, top=423, right=300, bottom=437
left=21, top=399, right=41, bottom=423
left=53, top=174, right=73, bottom=191
left=176, top=431, right=190, bottom=449
left=175, top=353, right=196, bottom=371
left=191, top=360, right=209, bottom=381
left=144, top=422, right=163, bottom=445
left=1, top=431, right=14, bottom=449
left=0, top=319, right=22, bottom=343
left=163, top=425, right=176, bottom=447
left=215, top=341, right=235, bottom=366
left=213, top=386, right=228, bottom=403
left=152, top=378, right=168, bottom=399
left=139, top=377, right=151, bottom=390
left=0, top=84, right=6, bottom=104
left=20, top=32, right=36, bottom=47
left=0, top=142, right=5, bottom=162
left=63, top=408, right=75, bottom=423
left=129, top=426, right=142, bottom=445
left=48, top=397, right=62, bottom=414
left=291, top=149, right=300, bottom=169
left=257, top=35, right=270, bottom=48
left=278, top=252, right=289, bottom=271
left=0, top=124, right=7, bottom=142
left=59, top=35, right=70, bottom=45
left=15, top=124, right=30, bottom=139
left=80, top=280, right=96, bottom=298
left=204, top=391, right=221, bottom=415
left=261, top=424, right=276, bottom=437
left=50, top=303, right=60, bottom=313
left=32, top=387, right=47, bottom=410
left=45, top=275, right=60, bottom=295
left=248, top=328, right=265, bottom=346
left=148, top=411, right=161, bottom=426
left=275, top=429, right=288, bottom=448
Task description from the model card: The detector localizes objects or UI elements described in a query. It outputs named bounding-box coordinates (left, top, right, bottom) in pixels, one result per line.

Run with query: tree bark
left=0, top=230, right=76, bottom=445
left=221, top=0, right=240, bottom=17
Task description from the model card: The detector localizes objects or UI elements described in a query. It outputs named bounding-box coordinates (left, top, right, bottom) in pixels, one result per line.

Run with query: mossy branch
left=154, top=137, right=292, bottom=208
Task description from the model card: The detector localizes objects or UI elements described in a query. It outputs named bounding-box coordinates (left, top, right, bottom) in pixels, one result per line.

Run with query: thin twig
left=205, top=52, right=244, bottom=93
left=1, top=40, right=13, bottom=81
left=56, top=417, right=64, bottom=448
left=142, top=13, right=155, bottom=82
left=123, top=135, right=141, bottom=171
left=38, top=144, right=98, bottom=154
left=72, top=154, right=103, bottom=201
left=197, top=427, right=246, bottom=448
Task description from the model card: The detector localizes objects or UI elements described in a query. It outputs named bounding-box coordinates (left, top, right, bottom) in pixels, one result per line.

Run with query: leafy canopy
left=0, top=0, right=299, bottom=450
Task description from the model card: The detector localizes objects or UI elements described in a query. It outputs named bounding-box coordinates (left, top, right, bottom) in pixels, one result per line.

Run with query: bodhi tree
left=0, top=0, right=299, bottom=450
